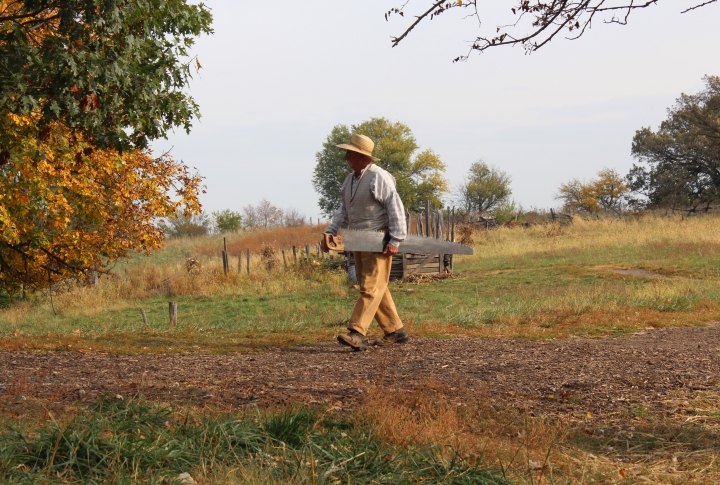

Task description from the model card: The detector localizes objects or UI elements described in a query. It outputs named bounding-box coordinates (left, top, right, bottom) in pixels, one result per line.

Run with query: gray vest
left=343, top=164, right=389, bottom=231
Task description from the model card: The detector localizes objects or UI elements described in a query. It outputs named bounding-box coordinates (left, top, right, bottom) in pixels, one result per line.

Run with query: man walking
left=321, top=134, right=409, bottom=350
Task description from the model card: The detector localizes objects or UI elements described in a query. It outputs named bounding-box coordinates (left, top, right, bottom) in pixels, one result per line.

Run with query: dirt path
left=2, top=324, right=719, bottom=416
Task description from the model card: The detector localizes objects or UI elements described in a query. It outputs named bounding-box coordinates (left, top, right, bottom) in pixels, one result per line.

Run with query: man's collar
left=353, top=162, right=374, bottom=178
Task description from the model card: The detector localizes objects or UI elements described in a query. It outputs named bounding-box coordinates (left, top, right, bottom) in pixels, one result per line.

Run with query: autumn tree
left=386, top=1, right=715, bottom=60
left=312, top=117, right=449, bottom=217
left=627, top=76, right=720, bottom=211
left=256, top=199, right=283, bottom=229
left=555, top=179, right=598, bottom=214
left=0, top=1, right=211, bottom=292
left=0, top=0, right=213, bottom=152
left=455, top=160, right=512, bottom=212
left=556, top=168, right=628, bottom=214
left=242, top=205, right=259, bottom=229
left=282, top=207, right=307, bottom=227
left=0, top=115, right=203, bottom=293
left=594, top=168, right=628, bottom=212
left=241, top=199, right=284, bottom=229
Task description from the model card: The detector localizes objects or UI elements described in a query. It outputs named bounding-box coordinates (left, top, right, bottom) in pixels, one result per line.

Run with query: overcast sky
left=152, top=0, right=720, bottom=220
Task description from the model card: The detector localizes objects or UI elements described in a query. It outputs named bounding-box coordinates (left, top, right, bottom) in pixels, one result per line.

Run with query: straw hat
left=336, top=134, right=380, bottom=161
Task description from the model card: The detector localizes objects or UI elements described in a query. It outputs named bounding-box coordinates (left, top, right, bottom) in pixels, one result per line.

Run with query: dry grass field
left=1, top=215, right=720, bottom=484
left=3, top=214, right=720, bottom=351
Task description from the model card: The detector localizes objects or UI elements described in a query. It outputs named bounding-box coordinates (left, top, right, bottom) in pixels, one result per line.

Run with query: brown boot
left=375, top=328, right=409, bottom=346
left=337, top=331, right=368, bottom=351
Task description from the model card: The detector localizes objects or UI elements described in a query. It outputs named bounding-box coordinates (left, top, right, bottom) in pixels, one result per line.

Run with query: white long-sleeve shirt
left=325, top=164, right=407, bottom=247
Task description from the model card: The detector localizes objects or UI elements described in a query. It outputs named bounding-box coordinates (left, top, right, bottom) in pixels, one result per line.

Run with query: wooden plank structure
left=346, top=202, right=456, bottom=283
left=210, top=201, right=457, bottom=284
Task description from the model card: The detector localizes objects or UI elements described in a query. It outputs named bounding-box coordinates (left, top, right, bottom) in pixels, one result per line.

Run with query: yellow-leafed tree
left=0, top=115, right=203, bottom=293
left=555, top=168, right=627, bottom=215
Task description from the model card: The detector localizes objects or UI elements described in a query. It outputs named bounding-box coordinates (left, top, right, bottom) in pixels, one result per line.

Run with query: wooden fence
left=218, top=202, right=458, bottom=282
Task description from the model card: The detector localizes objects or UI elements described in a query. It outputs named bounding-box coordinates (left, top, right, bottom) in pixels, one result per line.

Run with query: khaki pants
left=348, top=251, right=404, bottom=336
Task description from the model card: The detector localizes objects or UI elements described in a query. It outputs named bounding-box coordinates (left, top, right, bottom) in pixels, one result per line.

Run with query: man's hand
left=320, top=234, right=330, bottom=253
left=383, top=242, right=398, bottom=256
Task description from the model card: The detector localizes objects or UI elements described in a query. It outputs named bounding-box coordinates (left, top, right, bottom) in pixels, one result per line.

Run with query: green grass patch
left=0, top=399, right=508, bottom=484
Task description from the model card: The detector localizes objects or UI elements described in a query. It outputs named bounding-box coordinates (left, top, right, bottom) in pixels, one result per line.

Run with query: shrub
left=159, top=210, right=212, bottom=238
left=213, top=209, right=243, bottom=233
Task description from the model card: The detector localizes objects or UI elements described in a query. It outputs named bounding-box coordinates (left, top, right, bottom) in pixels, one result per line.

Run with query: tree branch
left=390, top=0, right=713, bottom=58
left=0, top=8, right=50, bottom=23
left=681, top=0, right=716, bottom=13
left=39, top=247, right=85, bottom=272
left=391, top=0, right=449, bottom=48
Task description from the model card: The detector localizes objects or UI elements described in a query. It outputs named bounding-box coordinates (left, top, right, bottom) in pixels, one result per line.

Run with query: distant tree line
left=555, top=76, right=720, bottom=216
left=449, top=76, right=720, bottom=220
left=160, top=199, right=311, bottom=238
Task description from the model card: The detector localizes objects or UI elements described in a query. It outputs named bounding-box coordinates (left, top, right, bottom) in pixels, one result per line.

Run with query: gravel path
left=2, top=324, right=719, bottom=415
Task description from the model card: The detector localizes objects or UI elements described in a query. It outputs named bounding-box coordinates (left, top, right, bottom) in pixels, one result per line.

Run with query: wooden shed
left=346, top=252, right=452, bottom=283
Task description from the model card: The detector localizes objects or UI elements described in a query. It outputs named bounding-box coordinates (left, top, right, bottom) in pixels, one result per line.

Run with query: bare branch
left=681, top=0, right=717, bottom=13
left=391, top=0, right=447, bottom=47
left=389, top=0, right=713, bottom=59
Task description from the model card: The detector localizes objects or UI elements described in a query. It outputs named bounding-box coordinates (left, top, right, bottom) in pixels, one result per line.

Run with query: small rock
left=115, top=394, right=123, bottom=400
left=176, top=472, right=196, bottom=484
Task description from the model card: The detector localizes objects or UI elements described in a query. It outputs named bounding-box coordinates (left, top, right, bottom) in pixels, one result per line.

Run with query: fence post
left=237, top=249, right=242, bottom=274
left=92, top=270, right=99, bottom=287
left=292, top=246, right=297, bottom=265
left=451, top=206, right=456, bottom=242
left=447, top=209, right=452, bottom=240
left=305, top=244, right=311, bottom=259
left=169, top=301, right=177, bottom=327
left=140, top=309, right=148, bottom=329
left=425, top=200, right=430, bottom=237
left=246, top=248, right=251, bottom=275
left=222, top=237, right=229, bottom=275
left=450, top=205, right=456, bottom=272
left=282, top=249, right=288, bottom=269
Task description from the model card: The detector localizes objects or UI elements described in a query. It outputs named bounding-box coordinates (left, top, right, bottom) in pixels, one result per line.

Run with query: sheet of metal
left=337, top=229, right=473, bottom=255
